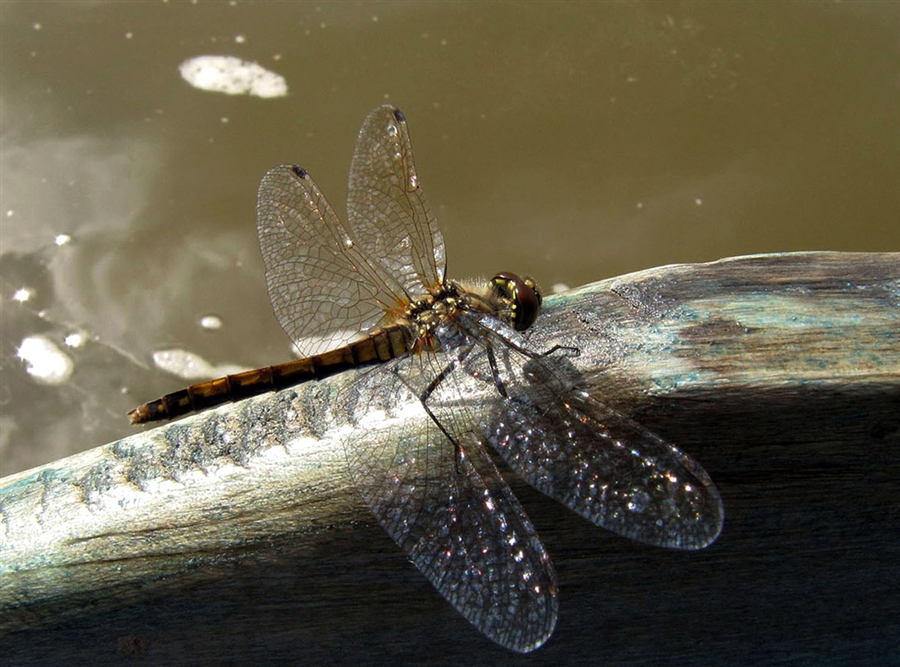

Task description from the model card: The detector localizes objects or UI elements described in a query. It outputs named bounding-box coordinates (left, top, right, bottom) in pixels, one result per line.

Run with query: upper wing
left=257, top=164, right=395, bottom=356
left=342, top=356, right=558, bottom=653
left=464, top=319, right=724, bottom=550
left=347, top=105, right=446, bottom=295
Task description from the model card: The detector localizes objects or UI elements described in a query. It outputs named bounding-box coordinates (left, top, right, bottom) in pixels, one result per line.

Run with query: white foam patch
left=178, top=55, right=288, bottom=98
left=17, top=335, right=74, bottom=385
left=152, top=348, right=247, bottom=381
left=291, top=327, right=361, bottom=358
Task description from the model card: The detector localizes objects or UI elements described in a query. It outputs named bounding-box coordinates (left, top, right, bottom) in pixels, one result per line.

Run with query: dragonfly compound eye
left=491, top=272, right=542, bottom=332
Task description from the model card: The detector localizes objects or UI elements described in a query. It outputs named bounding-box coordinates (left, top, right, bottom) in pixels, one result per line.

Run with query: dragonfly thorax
left=402, top=273, right=543, bottom=353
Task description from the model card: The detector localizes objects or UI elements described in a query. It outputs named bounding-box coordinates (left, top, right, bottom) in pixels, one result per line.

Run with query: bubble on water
left=64, top=332, right=86, bottom=348
left=200, top=315, right=223, bottom=330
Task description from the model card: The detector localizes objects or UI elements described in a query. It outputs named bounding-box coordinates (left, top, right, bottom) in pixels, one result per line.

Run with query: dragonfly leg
left=539, top=343, right=579, bottom=359
left=485, top=345, right=510, bottom=399
left=411, top=345, right=479, bottom=473
left=417, top=356, right=466, bottom=443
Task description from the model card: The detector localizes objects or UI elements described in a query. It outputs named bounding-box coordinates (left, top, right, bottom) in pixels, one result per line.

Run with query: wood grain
left=2, top=251, right=898, bottom=665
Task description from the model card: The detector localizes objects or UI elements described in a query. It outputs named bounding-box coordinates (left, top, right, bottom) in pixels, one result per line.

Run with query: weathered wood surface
left=1, top=251, right=898, bottom=664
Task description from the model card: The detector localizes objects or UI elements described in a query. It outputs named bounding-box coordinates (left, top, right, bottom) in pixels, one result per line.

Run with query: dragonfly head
left=491, top=272, right=542, bottom=332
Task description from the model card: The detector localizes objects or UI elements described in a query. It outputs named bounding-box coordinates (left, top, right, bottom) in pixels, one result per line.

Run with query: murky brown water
left=1, top=1, right=897, bottom=475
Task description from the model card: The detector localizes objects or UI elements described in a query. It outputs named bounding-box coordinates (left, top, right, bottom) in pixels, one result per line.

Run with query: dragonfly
left=129, top=105, right=724, bottom=653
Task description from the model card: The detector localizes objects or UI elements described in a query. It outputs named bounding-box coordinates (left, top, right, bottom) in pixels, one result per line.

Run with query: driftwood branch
left=2, top=251, right=898, bottom=664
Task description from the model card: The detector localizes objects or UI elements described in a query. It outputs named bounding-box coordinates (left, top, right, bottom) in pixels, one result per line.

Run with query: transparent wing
left=346, top=105, right=446, bottom=294
left=465, top=321, right=724, bottom=550
left=257, top=106, right=444, bottom=356
left=257, top=164, right=401, bottom=357
left=343, top=357, right=558, bottom=653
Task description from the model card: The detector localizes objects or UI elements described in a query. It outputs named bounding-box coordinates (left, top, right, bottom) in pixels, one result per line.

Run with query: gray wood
left=2, top=251, right=898, bottom=665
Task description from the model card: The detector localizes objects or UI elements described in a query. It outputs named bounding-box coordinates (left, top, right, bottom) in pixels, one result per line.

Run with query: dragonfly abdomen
left=128, top=325, right=411, bottom=424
